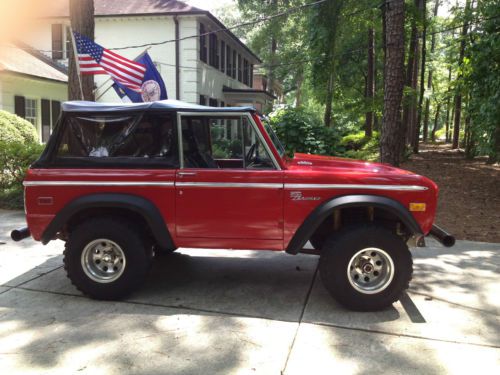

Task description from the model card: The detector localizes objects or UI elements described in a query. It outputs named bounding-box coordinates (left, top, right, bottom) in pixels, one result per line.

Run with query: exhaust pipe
left=11, top=227, right=30, bottom=242
left=430, top=224, right=455, bottom=247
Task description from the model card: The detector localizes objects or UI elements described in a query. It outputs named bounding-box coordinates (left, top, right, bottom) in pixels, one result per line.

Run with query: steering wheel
left=245, top=143, right=257, bottom=165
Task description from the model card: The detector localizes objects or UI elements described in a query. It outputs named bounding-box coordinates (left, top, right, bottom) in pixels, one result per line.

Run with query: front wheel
left=63, top=217, right=151, bottom=300
left=319, top=225, right=413, bottom=311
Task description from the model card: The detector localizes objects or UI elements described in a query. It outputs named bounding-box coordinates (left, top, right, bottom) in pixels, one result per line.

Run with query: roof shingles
left=0, top=45, right=68, bottom=82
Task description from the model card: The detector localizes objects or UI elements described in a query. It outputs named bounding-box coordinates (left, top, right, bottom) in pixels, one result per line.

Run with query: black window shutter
left=14, top=96, right=26, bottom=118
left=52, top=24, right=63, bottom=60
left=41, top=99, right=51, bottom=142
left=51, top=101, right=61, bottom=126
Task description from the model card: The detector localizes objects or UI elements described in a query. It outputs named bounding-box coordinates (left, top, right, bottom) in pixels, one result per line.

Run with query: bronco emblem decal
left=290, top=191, right=320, bottom=201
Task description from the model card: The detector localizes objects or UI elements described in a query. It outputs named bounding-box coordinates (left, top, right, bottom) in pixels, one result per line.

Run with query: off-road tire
left=319, top=224, right=413, bottom=311
left=63, top=217, right=151, bottom=300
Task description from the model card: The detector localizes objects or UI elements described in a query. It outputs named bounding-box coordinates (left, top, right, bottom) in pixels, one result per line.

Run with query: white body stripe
left=23, top=181, right=427, bottom=191
left=23, top=181, right=174, bottom=187
left=176, top=182, right=282, bottom=189
left=284, top=184, right=428, bottom=191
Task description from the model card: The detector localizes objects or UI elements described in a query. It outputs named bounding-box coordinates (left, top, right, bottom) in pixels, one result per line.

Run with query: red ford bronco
left=12, top=100, right=454, bottom=311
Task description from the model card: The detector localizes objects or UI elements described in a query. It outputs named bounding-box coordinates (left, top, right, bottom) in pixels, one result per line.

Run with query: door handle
left=178, top=171, right=197, bottom=176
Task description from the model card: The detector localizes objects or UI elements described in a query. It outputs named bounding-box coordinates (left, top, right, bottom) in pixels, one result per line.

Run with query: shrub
left=0, top=141, right=44, bottom=189
left=268, top=107, right=341, bottom=157
left=0, top=110, right=38, bottom=144
left=340, top=131, right=380, bottom=161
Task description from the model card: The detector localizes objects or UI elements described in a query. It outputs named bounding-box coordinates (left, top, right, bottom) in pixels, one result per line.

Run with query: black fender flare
left=286, top=194, right=423, bottom=254
left=41, top=193, right=175, bottom=249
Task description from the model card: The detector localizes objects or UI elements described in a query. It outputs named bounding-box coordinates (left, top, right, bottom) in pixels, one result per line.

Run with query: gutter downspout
left=174, top=16, right=180, bottom=100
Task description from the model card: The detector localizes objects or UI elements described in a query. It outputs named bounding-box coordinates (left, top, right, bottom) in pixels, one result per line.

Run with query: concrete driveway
left=1, top=209, right=499, bottom=374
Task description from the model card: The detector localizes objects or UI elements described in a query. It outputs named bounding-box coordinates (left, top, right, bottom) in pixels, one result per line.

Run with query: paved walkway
left=0, top=209, right=499, bottom=374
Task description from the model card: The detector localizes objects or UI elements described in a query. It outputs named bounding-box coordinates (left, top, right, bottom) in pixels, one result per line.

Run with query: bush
left=269, top=107, right=341, bottom=157
left=0, top=110, right=38, bottom=144
left=340, top=131, right=379, bottom=151
left=0, top=141, right=44, bottom=189
left=340, top=131, right=380, bottom=161
left=0, top=112, right=43, bottom=208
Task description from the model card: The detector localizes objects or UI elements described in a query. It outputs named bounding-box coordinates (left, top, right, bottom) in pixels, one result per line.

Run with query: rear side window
left=54, top=113, right=178, bottom=168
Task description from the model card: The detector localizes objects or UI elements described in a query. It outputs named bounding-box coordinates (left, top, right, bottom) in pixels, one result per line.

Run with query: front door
left=175, top=113, right=283, bottom=241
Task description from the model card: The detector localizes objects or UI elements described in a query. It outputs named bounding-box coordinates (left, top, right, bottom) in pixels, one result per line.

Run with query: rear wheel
left=64, top=217, right=151, bottom=300
left=319, top=225, right=412, bottom=311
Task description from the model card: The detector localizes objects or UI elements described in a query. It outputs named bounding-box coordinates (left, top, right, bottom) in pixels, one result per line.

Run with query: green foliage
left=340, top=131, right=380, bottom=161
left=0, top=186, right=25, bottom=210
left=462, top=0, right=500, bottom=161
left=0, top=141, right=44, bottom=189
left=0, top=110, right=38, bottom=144
left=0, top=112, right=43, bottom=208
left=269, top=107, right=341, bottom=157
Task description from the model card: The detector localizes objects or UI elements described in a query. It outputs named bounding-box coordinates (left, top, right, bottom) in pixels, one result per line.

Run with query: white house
left=0, top=0, right=277, bottom=142
left=0, top=43, right=67, bottom=143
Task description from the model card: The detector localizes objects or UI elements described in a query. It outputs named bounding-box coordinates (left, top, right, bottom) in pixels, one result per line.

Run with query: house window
left=41, top=100, right=61, bottom=143
left=209, top=33, right=219, bottom=69
left=220, top=40, right=225, bottom=73
left=243, top=59, right=249, bottom=85
left=209, top=98, right=218, bottom=107
left=232, top=50, right=237, bottom=79
left=25, top=99, right=38, bottom=125
left=237, top=54, right=242, bottom=82
left=226, top=45, right=231, bottom=78
left=52, top=24, right=63, bottom=60
left=199, top=95, right=207, bottom=105
left=199, top=23, right=207, bottom=63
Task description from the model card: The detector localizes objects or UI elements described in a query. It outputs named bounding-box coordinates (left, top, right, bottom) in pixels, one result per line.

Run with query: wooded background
left=68, top=0, right=500, bottom=166
left=220, top=0, right=499, bottom=165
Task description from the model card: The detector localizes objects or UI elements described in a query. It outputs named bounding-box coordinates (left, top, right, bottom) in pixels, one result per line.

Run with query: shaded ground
left=402, top=143, right=500, bottom=243
left=1, top=211, right=499, bottom=374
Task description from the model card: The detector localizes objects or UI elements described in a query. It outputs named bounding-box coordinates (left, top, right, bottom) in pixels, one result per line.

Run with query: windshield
left=263, top=120, right=286, bottom=157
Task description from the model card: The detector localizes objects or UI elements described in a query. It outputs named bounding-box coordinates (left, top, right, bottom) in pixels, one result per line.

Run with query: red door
left=175, top=169, right=284, bottom=240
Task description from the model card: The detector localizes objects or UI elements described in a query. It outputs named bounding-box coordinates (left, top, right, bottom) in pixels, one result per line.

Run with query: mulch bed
left=402, top=144, right=500, bottom=243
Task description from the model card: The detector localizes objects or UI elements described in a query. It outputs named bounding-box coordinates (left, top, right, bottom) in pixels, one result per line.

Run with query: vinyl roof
left=62, top=100, right=255, bottom=113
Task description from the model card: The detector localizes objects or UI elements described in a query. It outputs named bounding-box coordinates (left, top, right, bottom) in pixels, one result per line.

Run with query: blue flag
left=112, top=52, right=167, bottom=102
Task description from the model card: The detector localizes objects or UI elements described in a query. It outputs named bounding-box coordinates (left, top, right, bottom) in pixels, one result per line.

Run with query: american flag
left=74, top=32, right=146, bottom=92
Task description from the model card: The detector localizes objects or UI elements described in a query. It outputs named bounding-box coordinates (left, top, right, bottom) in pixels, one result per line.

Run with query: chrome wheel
left=81, top=239, right=126, bottom=283
left=347, top=247, right=394, bottom=294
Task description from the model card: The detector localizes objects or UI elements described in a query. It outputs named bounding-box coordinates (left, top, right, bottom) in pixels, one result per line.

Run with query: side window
left=242, top=117, right=275, bottom=170
left=180, top=115, right=274, bottom=170
left=55, top=113, right=178, bottom=167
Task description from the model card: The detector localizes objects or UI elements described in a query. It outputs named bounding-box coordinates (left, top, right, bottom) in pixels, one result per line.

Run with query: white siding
left=21, top=14, right=259, bottom=105
left=0, top=73, right=67, bottom=143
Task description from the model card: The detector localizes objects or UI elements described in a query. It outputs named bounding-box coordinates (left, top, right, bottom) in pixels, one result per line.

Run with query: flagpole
left=69, top=26, right=85, bottom=101
left=94, top=47, right=151, bottom=101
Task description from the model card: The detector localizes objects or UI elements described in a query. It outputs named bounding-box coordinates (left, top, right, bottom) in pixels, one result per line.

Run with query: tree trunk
left=409, top=37, right=419, bottom=149
left=444, top=65, right=452, bottom=142
left=324, top=70, right=335, bottom=127
left=365, top=22, right=375, bottom=137
left=69, top=0, right=95, bottom=101
left=431, top=101, right=440, bottom=142
left=452, top=0, right=470, bottom=149
left=414, top=0, right=427, bottom=153
left=488, top=123, right=500, bottom=163
left=380, top=0, right=405, bottom=166
left=295, top=69, right=304, bottom=108
left=423, top=0, right=440, bottom=143
left=402, top=0, right=418, bottom=153
left=267, top=0, right=278, bottom=101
